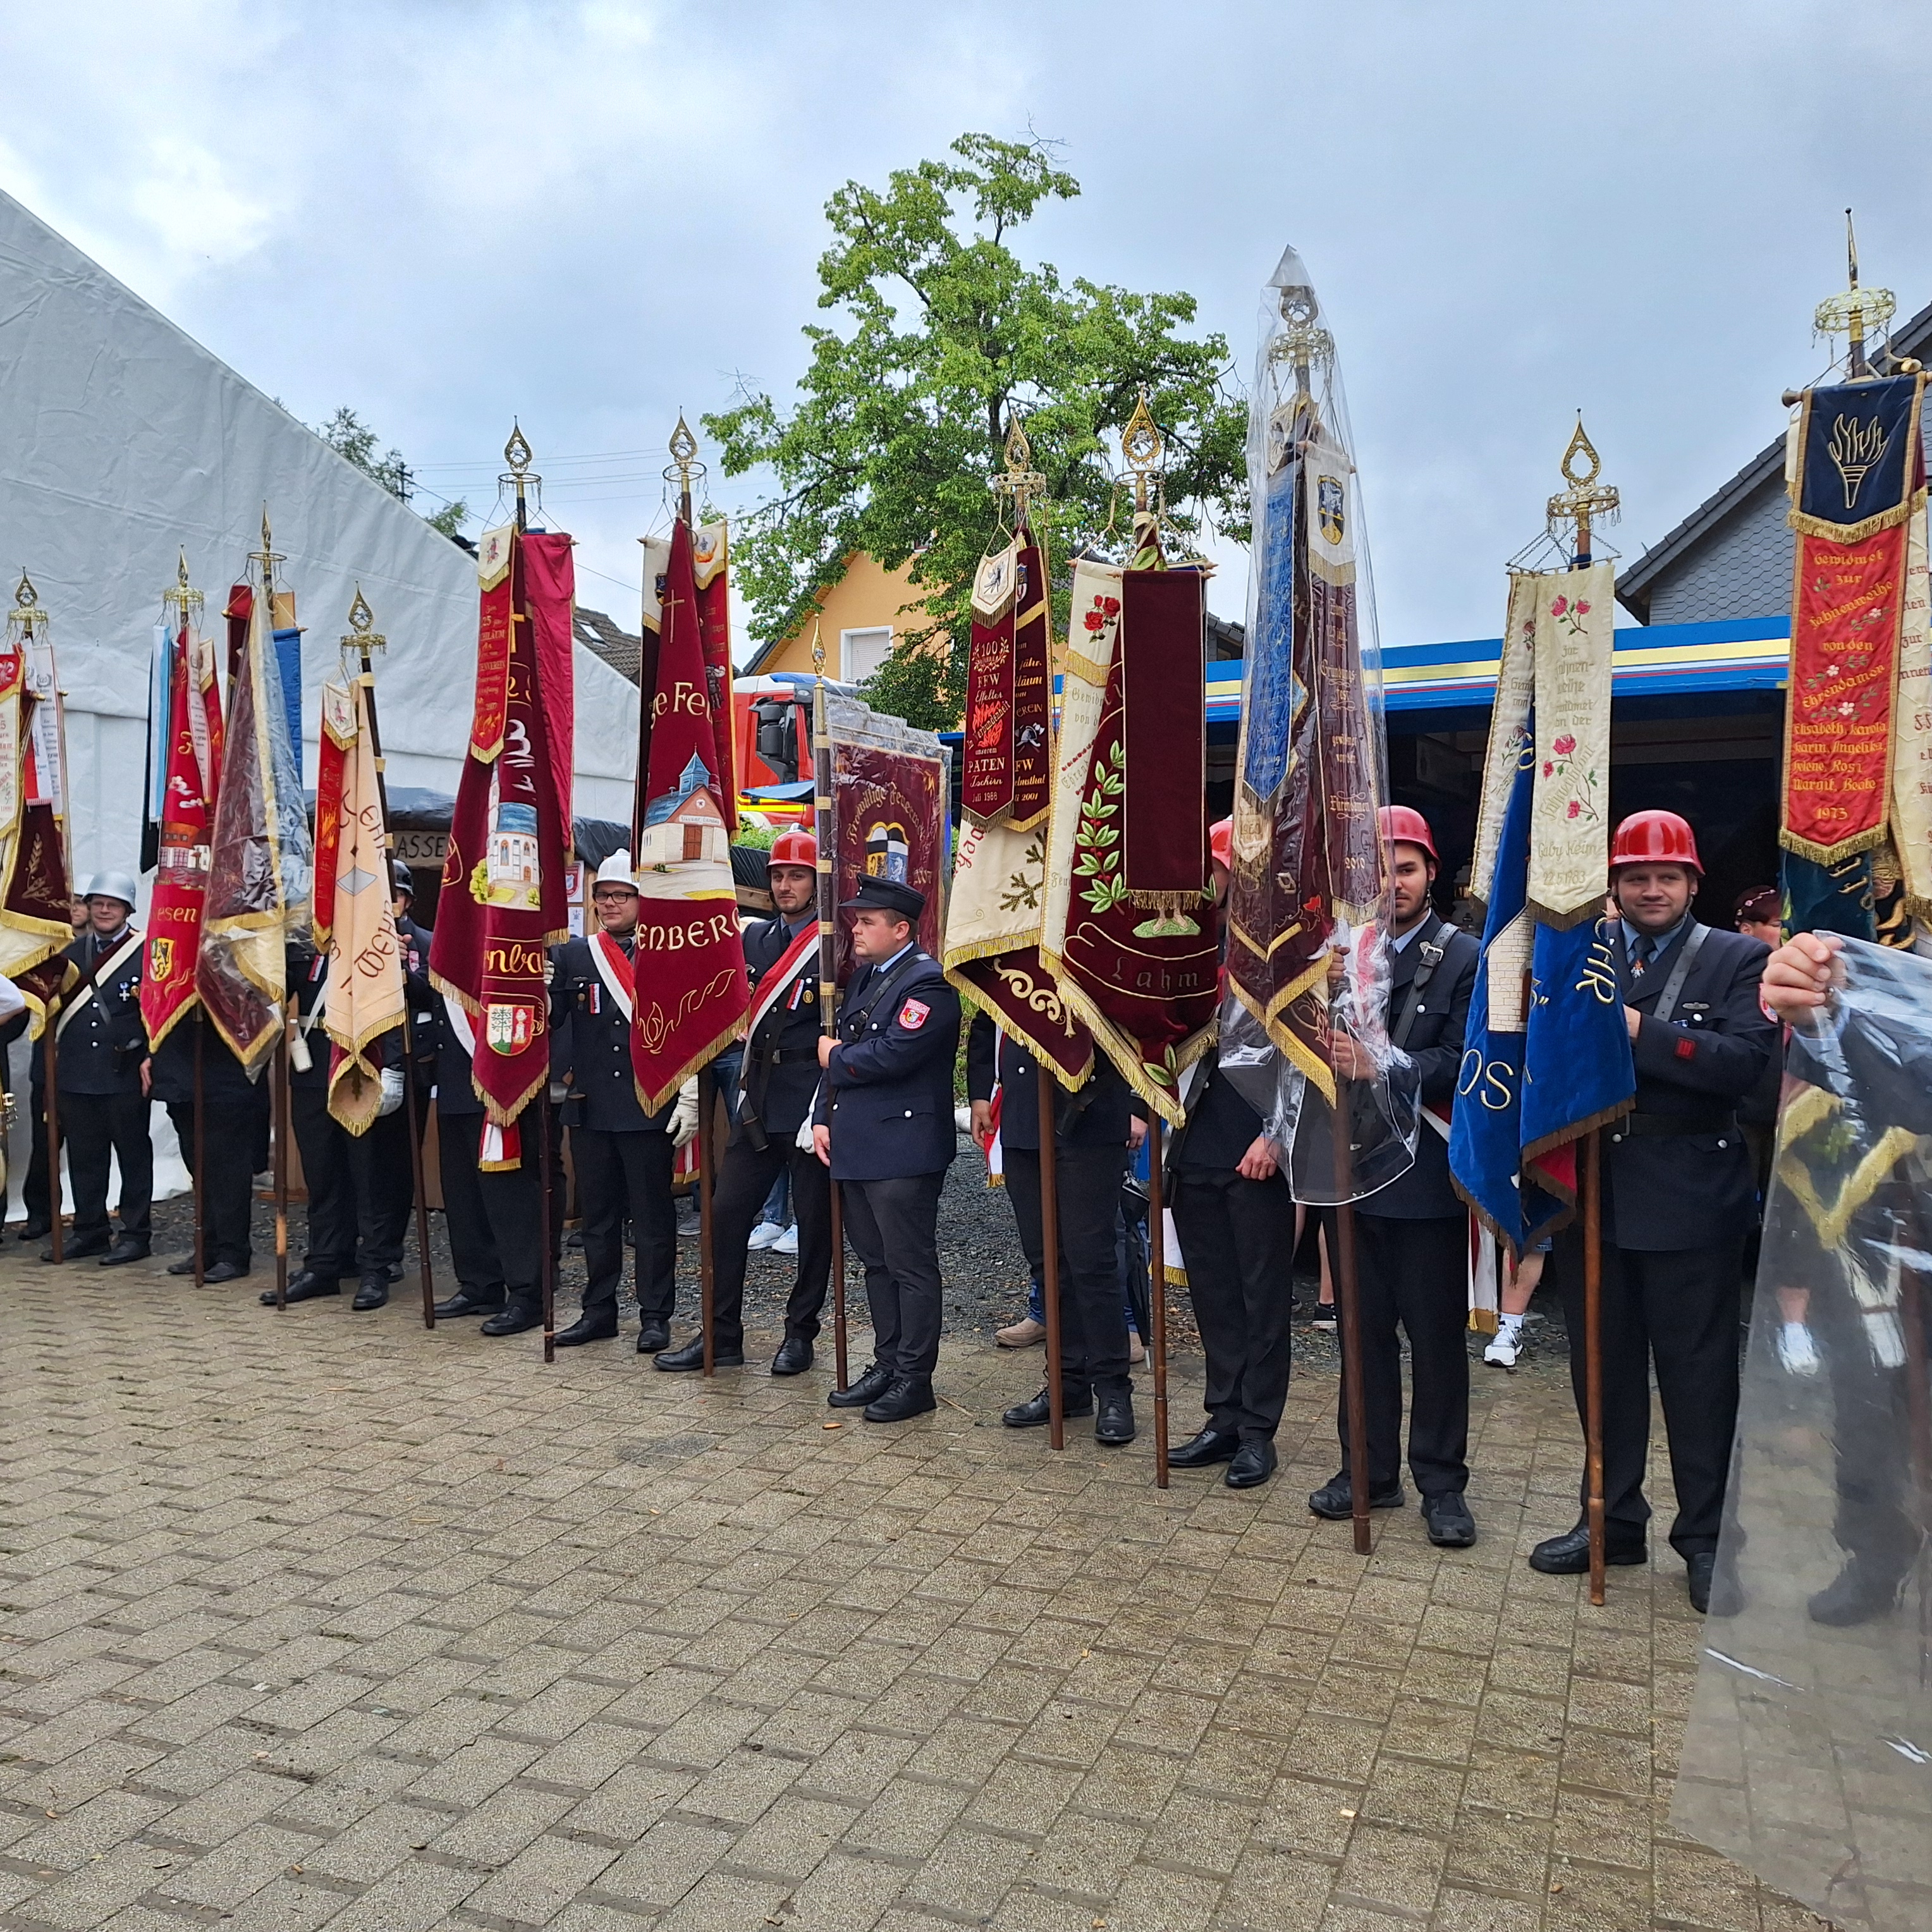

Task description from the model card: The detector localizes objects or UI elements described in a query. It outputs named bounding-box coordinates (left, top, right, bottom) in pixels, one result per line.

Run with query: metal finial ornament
left=8, top=570, right=45, bottom=642
left=1546, top=417, right=1620, bottom=564
left=164, top=549, right=204, bottom=625
left=1268, top=281, right=1334, bottom=378
left=504, top=422, right=534, bottom=477
left=1814, top=209, right=1895, bottom=378
left=1122, top=389, right=1164, bottom=515
left=990, top=414, right=1048, bottom=520
left=342, top=584, right=385, bottom=656
left=810, top=614, right=825, bottom=676
left=663, top=414, right=707, bottom=511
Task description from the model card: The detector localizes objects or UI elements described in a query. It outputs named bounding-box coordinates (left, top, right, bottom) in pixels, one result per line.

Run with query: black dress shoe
left=480, top=1305, right=542, bottom=1336
left=1226, top=1438, right=1276, bottom=1488
left=259, top=1270, right=341, bottom=1306
left=1094, top=1390, right=1135, bottom=1445
left=351, top=1275, right=389, bottom=1311
left=202, top=1260, right=248, bottom=1285
left=1422, top=1491, right=1477, bottom=1547
left=829, top=1362, right=895, bottom=1409
left=771, top=1337, right=814, bottom=1376
left=1807, top=1556, right=1901, bottom=1627
left=1168, top=1428, right=1240, bottom=1469
left=1003, top=1388, right=1093, bottom=1429
left=16, top=1220, right=49, bottom=1242
left=863, top=1374, right=936, bottom=1423
left=433, top=1288, right=506, bottom=1318
left=43, top=1232, right=109, bottom=1263
left=1308, top=1475, right=1405, bottom=1520
left=1685, top=1552, right=1716, bottom=1615
left=656, top=1337, right=746, bottom=1372
left=99, top=1238, right=151, bottom=1267
left=1527, top=1523, right=1648, bottom=1574
left=166, top=1255, right=199, bottom=1276
left=637, top=1320, right=670, bottom=1354
left=553, top=1314, right=619, bottom=1347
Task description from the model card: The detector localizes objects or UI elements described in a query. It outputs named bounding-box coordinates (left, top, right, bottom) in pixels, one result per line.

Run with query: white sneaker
left=771, top=1224, right=799, bottom=1255
left=1778, top=1321, right=1822, bottom=1376
left=1483, top=1321, right=1524, bottom=1368
left=748, top=1222, right=785, bottom=1250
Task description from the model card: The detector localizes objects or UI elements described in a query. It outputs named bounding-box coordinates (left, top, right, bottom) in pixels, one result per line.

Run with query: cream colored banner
left=1527, top=560, right=1615, bottom=926
left=1469, top=572, right=1539, bottom=911
left=1039, top=559, right=1122, bottom=977
left=1890, top=505, right=1932, bottom=914
left=944, top=817, right=1046, bottom=969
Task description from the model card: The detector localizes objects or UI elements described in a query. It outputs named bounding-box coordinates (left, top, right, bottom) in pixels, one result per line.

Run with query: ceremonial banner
left=963, top=520, right=1052, bottom=830
left=428, top=529, right=574, bottom=1158
left=692, top=520, right=735, bottom=808
left=628, top=516, right=748, bottom=1111
left=822, top=684, right=947, bottom=986
left=1781, top=372, right=1924, bottom=865
left=1526, top=561, right=1613, bottom=926
left=315, top=677, right=405, bottom=1134
left=198, top=580, right=311, bottom=1074
left=1469, top=573, right=1539, bottom=912
left=140, top=610, right=224, bottom=1049
left=1888, top=504, right=1932, bottom=913
left=947, top=511, right=1091, bottom=1081
left=0, top=591, right=73, bottom=1026
left=1042, top=555, right=1217, bottom=1123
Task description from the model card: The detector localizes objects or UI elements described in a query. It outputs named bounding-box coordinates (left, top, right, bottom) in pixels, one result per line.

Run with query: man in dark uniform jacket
left=1312, top=807, right=1481, bottom=1544
left=428, top=984, right=558, bottom=1331
left=552, top=852, right=692, bottom=1351
left=967, top=1011, right=1140, bottom=1445
left=813, top=877, right=961, bottom=1423
left=660, top=828, right=829, bottom=1374
left=1167, top=819, right=1299, bottom=1488
left=1530, top=810, right=1775, bottom=1613
left=41, top=872, right=151, bottom=1265
left=150, top=1009, right=269, bottom=1281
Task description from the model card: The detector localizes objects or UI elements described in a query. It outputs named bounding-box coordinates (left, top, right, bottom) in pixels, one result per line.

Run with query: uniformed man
left=659, top=827, right=830, bottom=1374
left=812, top=877, right=961, bottom=1422
left=150, top=1008, right=268, bottom=1282
left=1313, top=807, right=1481, bottom=1542
left=968, top=1012, right=1141, bottom=1445
left=428, top=984, right=555, bottom=1331
left=551, top=852, right=695, bottom=1351
left=1529, top=809, right=1775, bottom=1612
left=1164, top=817, right=1300, bottom=1486
left=263, top=942, right=405, bottom=1309
left=41, top=872, right=151, bottom=1265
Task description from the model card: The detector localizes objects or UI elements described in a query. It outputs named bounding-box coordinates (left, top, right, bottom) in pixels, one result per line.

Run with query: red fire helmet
left=1609, top=809, right=1702, bottom=874
left=1378, top=804, right=1438, bottom=862
left=1209, top=817, right=1233, bottom=871
left=768, top=827, right=819, bottom=871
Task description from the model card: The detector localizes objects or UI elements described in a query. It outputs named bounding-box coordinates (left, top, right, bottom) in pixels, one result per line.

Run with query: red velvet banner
left=428, top=530, right=575, bottom=1162
left=1120, top=566, right=1208, bottom=904
left=140, top=623, right=224, bottom=1049
left=1782, top=523, right=1908, bottom=864
left=963, top=527, right=1051, bottom=831
left=629, top=518, right=749, bottom=1111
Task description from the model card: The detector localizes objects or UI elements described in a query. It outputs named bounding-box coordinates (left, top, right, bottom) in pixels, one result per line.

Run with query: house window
left=841, top=626, right=893, bottom=683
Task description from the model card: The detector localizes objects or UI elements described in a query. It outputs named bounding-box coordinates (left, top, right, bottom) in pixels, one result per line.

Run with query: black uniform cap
left=840, top=876, right=926, bottom=922
left=391, top=862, right=418, bottom=900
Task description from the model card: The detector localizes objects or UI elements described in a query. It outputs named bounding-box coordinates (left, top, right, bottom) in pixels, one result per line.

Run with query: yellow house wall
left=744, top=553, right=948, bottom=676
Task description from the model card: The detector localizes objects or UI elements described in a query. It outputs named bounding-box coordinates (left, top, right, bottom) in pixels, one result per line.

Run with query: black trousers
left=168, top=1097, right=266, bottom=1269
left=841, top=1171, right=945, bottom=1379
left=437, top=1110, right=548, bottom=1311
left=711, top=1128, right=832, bottom=1350
left=1005, top=1142, right=1133, bottom=1397
left=63, top=1089, right=152, bottom=1244
left=1324, top=1210, right=1470, bottom=1496
left=573, top=1126, right=676, bottom=1324
left=1555, top=1232, right=1741, bottom=1558
left=22, top=1082, right=56, bottom=1228
left=1171, top=1166, right=1296, bottom=1438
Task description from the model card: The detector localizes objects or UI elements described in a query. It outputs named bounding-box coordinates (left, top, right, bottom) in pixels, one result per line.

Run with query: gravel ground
left=128, top=1129, right=1575, bottom=1385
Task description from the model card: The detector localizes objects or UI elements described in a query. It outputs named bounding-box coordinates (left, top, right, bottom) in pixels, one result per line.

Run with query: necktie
left=1631, top=932, right=1658, bottom=976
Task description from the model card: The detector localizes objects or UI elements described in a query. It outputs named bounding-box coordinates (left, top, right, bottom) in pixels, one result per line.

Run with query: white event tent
left=0, top=187, right=641, bottom=886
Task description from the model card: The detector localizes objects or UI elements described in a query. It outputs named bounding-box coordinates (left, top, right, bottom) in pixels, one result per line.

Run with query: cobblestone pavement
left=0, top=1250, right=1821, bottom=1932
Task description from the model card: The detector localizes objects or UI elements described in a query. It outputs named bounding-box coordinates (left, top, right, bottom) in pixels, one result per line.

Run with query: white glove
left=377, top=1067, right=405, bottom=1117
left=671, top=1079, right=700, bottom=1150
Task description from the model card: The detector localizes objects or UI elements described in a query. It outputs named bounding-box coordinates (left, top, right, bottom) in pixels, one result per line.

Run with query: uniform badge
left=897, top=998, right=930, bottom=1031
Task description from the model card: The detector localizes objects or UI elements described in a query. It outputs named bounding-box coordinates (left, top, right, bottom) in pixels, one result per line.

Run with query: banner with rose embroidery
left=1527, top=560, right=1614, bottom=927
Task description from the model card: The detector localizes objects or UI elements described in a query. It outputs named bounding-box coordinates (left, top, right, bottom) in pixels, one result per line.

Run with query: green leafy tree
left=317, top=407, right=470, bottom=544
left=705, top=134, right=1247, bottom=730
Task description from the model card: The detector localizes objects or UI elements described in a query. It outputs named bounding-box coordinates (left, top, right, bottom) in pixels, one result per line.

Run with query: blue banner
left=272, top=626, right=303, bottom=787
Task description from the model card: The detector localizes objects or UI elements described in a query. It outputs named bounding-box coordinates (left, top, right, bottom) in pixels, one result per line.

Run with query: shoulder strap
left=1652, top=922, right=1710, bottom=1024
left=846, top=951, right=932, bottom=1032
left=1390, top=917, right=1451, bottom=1051
left=53, top=932, right=142, bottom=1042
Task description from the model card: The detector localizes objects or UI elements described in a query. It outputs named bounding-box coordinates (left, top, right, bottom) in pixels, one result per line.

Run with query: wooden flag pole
left=1149, top=1120, right=1170, bottom=1486
left=192, top=1015, right=206, bottom=1286
left=42, top=1024, right=61, bottom=1263
left=1037, top=1064, right=1065, bottom=1450
left=811, top=633, right=847, bottom=1391
left=1331, top=1079, right=1373, bottom=1556
left=1583, top=1128, right=1606, bottom=1605
left=272, top=1014, right=291, bottom=1310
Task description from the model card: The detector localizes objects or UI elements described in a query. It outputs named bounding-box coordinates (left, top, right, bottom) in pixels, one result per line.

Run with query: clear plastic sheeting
left=1673, top=937, right=1932, bottom=1930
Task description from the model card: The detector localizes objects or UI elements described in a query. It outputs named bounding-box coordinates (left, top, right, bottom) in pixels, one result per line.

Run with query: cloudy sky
left=4, top=0, right=1926, bottom=654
